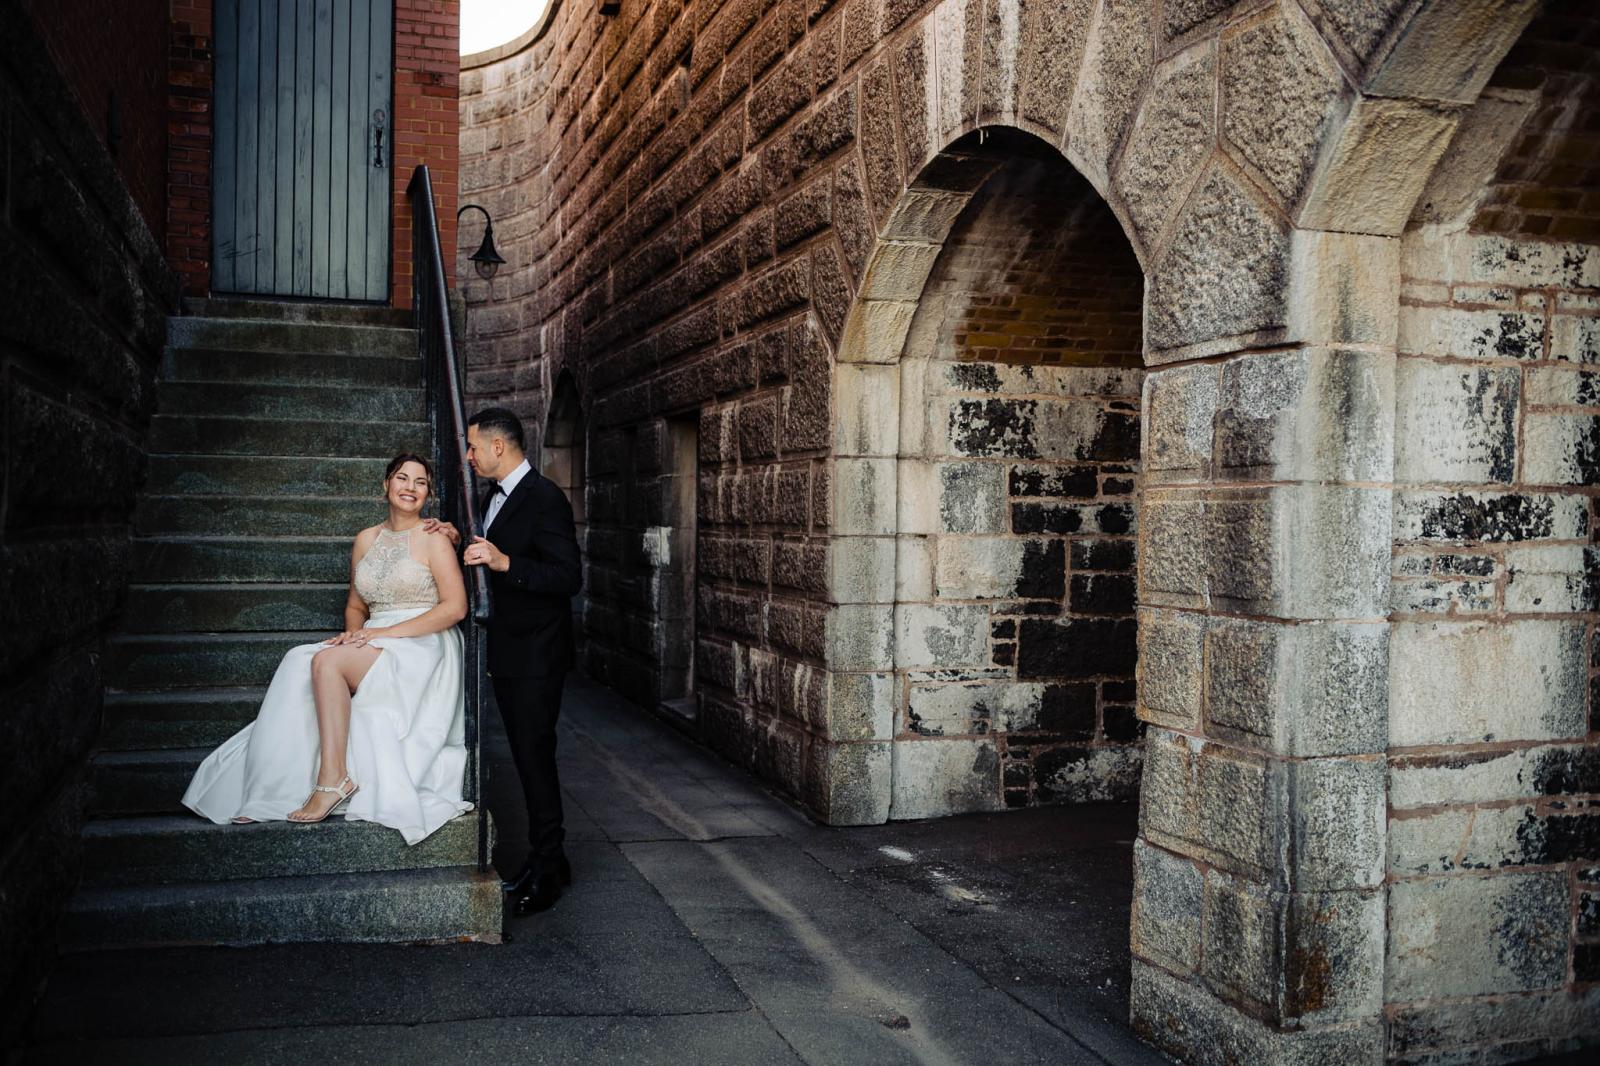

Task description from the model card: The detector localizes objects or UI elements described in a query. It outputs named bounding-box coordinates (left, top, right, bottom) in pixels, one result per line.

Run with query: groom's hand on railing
left=463, top=536, right=509, bottom=573
left=421, top=518, right=461, bottom=548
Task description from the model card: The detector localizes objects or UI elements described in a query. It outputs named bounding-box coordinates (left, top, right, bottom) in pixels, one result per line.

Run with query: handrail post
left=406, top=164, right=493, bottom=873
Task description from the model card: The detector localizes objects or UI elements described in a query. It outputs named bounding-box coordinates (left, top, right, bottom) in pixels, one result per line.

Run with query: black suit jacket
left=479, top=468, right=582, bottom=679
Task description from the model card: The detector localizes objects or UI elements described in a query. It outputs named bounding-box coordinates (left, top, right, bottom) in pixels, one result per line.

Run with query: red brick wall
left=168, top=0, right=213, bottom=295
left=1472, top=1, right=1600, bottom=243
left=392, top=0, right=459, bottom=307
left=24, top=0, right=170, bottom=242
left=163, top=0, right=459, bottom=305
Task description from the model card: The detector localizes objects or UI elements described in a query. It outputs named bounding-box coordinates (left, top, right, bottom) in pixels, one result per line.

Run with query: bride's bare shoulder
left=351, top=523, right=383, bottom=554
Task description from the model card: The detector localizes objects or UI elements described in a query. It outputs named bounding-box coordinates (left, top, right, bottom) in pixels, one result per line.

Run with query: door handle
left=372, top=108, right=387, bottom=168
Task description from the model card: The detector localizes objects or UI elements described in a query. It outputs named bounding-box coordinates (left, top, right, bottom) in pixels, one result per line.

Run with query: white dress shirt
left=484, top=458, right=530, bottom=533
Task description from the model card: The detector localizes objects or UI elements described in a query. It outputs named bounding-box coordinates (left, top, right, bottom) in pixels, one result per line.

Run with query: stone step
left=157, top=381, right=424, bottom=422
left=145, top=455, right=391, bottom=498
left=164, top=346, right=419, bottom=388
left=168, top=316, right=417, bottom=357
left=81, top=813, right=483, bottom=887
left=133, top=536, right=350, bottom=584
left=123, top=583, right=347, bottom=633
left=135, top=495, right=387, bottom=537
left=108, top=633, right=310, bottom=689
left=182, top=297, right=413, bottom=328
left=100, top=687, right=265, bottom=751
left=88, top=749, right=206, bottom=815
left=62, top=867, right=502, bottom=950
left=148, top=414, right=427, bottom=457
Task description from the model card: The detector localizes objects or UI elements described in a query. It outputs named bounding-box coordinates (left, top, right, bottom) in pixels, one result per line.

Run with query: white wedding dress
left=183, top=525, right=473, bottom=844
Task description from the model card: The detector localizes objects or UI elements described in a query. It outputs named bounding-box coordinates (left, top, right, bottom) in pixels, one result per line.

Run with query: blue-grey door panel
left=213, top=0, right=391, bottom=300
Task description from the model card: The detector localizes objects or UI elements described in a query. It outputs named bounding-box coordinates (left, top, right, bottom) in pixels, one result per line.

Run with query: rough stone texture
left=889, top=737, right=1002, bottom=819
left=1114, top=41, right=1214, bottom=254
left=1388, top=872, right=1571, bottom=1000
left=454, top=1, right=1600, bottom=1062
left=1146, top=168, right=1290, bottom=354
left=0, top=7, right=178, bottom=1043
left=1221, top=7, right=1346, bottom=209
left=1394, top=357, right=1519, bottom=483
left=1390, top=620, right=1588, bottom=747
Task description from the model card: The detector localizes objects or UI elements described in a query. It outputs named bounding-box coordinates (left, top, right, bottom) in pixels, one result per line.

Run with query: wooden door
left=212, top=0, right=392, bottom=300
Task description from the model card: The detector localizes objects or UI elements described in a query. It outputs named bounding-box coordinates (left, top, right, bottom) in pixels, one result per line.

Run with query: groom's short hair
left=468, top=407, right=525, bottom=452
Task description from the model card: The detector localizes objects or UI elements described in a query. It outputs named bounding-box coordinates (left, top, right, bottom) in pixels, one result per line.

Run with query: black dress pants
left=492, top=672, right=566, bottom=869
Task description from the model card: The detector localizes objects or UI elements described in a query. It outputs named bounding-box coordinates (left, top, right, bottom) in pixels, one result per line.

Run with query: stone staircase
left=63, top=299, right=500, bottom=950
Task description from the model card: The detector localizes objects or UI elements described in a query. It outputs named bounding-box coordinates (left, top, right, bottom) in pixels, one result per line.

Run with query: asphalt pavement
left=18, top=673, right=1165, bottom=1065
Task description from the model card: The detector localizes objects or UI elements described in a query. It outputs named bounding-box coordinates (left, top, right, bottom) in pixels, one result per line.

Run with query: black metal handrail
left=407, top=164, right=491, bottom=871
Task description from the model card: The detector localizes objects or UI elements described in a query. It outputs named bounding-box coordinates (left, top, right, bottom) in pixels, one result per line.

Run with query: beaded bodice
left=354, top=526, right=438, bottom=613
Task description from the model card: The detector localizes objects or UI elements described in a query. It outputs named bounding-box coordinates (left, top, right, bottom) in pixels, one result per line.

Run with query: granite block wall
left=0, top=6, right=178, bottom=1043
left=457, top=0, right=1597, bottom=1060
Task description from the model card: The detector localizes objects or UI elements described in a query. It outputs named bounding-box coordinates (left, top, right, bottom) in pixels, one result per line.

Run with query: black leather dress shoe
left=513, top=872, right=563, bottom=915
left=499, top=858, right=536, bottom=895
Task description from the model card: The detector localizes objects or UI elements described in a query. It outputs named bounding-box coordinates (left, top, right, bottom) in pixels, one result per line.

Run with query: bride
left=182, top=453, right=474, bottom=844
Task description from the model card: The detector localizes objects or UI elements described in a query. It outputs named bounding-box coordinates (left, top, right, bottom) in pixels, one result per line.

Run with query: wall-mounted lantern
left=456, top=203, right=506, bottom=281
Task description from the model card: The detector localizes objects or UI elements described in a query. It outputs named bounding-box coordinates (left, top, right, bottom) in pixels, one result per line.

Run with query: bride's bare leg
left=289, top=643, right=382, bottom=822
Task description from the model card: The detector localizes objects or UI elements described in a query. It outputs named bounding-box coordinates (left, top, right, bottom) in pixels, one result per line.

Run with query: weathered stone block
left=1137, top=607, right=1204, bottom=730
left=1206, top=620, right=1388, bottom=757
left=1398, top=305, right=1544, bottom=361
left=1285, top=230, right=1401, bottom=347
left=1390, top=742, right=1600, bottom=810
left=824, top=604, right=894, bottom=670
left=831, top=457, right=897, bottom=535
left=1198, top=744, right=1272, bottom=874
left=894, top=603, right=991, bottom=668
left=1504, top=545, right=1595, bottom=614
left=1016, top=616, right=1137, bottom=679
left=1016, top=0, right=1092, bottom=136
left=1142, top=363, right=1217, bottom=481
left=1388, top=871, right=1570, bottom=1000
left=1287, top=757, right=1385, bottom=889
left=933, top=537, right=1025, bottom=599
left=1131, top=958, right=1384, bottom=1066
left=1033, top=745, right=1143, bottom=803
left=1393, top=489, right=1589, bottom=543
left=1146, top=167, right=1290, bottom=355
left=1208, top=486, right=1390, bottom=620
left=1131, top=839, right=1202, bottom=972
left=1115, top=41, right=1215, bottom=253
left=1298, top=97, right=1459, bottom=236
left=1139, top=728, right=1201, bottom=846
left=1522, top=411, right=1600, bottom=486
left=1221, top=7, right=1345, bottom=208
left=1550, top=313, right=1599, bottom=364
left=1394, top=358, right=1519, bottom=483
left=826, top=672, right=896, bottom=741
left=811, top=739, right=891, bottom=825
left=1063, top=0, right=1149, bottom=190
left=1138, top=491, right=1208, bottom=606
left=889, top=737, right=1002, bottom=820
left=826, top=536, right=896, bottom=604
left=1390, top=620, right=1588, bottom=746
left=1388, top=986, right=1600, bottom=1060
left=832, top=362, right=901, bottom=460
left=907, top=681, right=1045, bottom=736
left=936, top=461, right=1006, bottom=535
left=1217, top=348, right=1394, bottom=483
left=1365, top=0, right=1540, bottom=105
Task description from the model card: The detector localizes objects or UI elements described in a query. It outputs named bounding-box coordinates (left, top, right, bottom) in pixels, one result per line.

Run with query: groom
left=454, top=407, right=582, bottom=914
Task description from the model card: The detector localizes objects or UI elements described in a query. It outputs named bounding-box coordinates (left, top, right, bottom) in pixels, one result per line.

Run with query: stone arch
left=825, top=124, right=1146, bottom=823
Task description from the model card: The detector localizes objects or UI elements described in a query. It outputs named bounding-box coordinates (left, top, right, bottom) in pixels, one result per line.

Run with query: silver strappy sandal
left=287, top=773, right=359, bottom=823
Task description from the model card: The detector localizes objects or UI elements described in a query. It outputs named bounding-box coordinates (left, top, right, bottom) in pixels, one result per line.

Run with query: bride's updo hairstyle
left=384, top=452, right=435, bottom=503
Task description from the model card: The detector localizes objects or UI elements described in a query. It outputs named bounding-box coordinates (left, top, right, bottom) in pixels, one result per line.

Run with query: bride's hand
left=420, top=518, right=460, bottom=547
left=325, top=628, right=376, bottom=646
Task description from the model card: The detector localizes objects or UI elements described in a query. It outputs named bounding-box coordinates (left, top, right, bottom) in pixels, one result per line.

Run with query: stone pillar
left=1129, top=228, right=1398, bottom=1062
